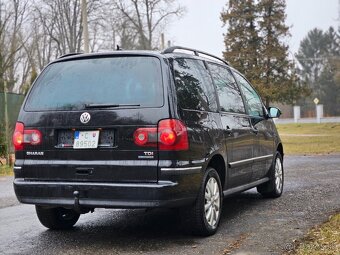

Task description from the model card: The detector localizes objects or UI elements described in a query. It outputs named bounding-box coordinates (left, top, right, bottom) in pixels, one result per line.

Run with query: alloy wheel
left=204, top=177, right=221, bottom=228
left=274, top=157, right=283, bottom=193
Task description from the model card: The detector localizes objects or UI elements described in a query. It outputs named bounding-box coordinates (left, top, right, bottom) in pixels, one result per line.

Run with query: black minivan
left=13, top=46, right=283, bottom=236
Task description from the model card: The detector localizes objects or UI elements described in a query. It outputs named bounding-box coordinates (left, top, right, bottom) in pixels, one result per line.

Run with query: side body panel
left=220, top=114, right=253, bottom=188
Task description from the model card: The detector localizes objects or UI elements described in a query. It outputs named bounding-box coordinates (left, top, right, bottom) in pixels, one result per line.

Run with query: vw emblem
left=80, top=112, right=91, bottom=124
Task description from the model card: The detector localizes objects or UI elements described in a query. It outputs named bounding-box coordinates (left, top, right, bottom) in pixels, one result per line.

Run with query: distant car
left=12, top=46, right=284, bottom=236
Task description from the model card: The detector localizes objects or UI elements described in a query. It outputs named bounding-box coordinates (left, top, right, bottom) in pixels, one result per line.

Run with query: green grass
left=0, top=165, right=13, bottom=176
left=290, top=213, right=340, bottom=255
left=276, top=123, right=340, bottom=155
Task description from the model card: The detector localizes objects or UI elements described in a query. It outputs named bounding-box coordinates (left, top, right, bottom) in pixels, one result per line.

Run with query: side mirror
left=268, top=107, right=282, bottom=118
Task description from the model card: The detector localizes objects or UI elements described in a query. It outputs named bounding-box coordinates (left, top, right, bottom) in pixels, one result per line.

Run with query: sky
left=167, top=0, right=339, bottom=59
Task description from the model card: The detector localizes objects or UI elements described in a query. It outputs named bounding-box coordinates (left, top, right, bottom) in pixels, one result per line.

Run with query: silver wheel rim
left=204, top=177, right=220, bottom=228
left=274, top=157, right=283, bottom=193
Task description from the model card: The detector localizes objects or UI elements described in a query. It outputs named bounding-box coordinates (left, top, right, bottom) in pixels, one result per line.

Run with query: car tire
left=257, top=151, right=284, bottom=198
left=36, top=206, right=80, bottom=230
left=182, top=167, right=223, bottom=236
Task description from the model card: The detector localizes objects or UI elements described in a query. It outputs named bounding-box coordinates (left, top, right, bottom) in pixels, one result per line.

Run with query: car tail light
left=133, top=128, right=157, bottom=146
left=12, top=122, right=42, bottom=151
left=133, top=119, right=188, bottom=151
left=158, top=119, right=188, bottom=150
left=13, top=122, right=24, bottom=151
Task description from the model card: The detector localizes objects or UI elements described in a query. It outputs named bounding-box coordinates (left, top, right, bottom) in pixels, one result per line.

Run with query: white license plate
left=73, top=131, right=100, bottom=149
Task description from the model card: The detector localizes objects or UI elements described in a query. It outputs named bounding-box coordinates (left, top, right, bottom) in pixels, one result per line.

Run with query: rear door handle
left=226, top=126, right=233, bottom=136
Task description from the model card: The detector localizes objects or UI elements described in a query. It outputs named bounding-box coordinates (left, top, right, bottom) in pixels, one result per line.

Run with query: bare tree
left=97, top=4, right=139, bottom=50
left=28, top=14, right=57, bottom=71
left=1, top=0, right=186, bottom=93
left=0, top=0, right=29, bottom=92
left=113, top=0, right=185, bottom=50
left=33, top=0, right=83, bottom=55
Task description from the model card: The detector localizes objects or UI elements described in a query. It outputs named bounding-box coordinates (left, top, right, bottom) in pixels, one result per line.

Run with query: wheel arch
left=206, top=154, right=226, bottom=189
left=277, top=143, right=284, bottom=159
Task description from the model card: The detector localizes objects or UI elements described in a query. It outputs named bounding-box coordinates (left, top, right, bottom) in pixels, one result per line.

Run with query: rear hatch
left=17, top=55, right=166, bottom=183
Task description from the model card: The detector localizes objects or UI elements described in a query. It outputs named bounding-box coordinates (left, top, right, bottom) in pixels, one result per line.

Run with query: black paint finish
left=13, top=50, right=282, bottom=210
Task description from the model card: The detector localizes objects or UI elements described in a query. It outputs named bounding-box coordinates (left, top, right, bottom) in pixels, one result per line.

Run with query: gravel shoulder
left=0, top=155, right=339, bottom=255
left=232, top=154, right=340, bottom=254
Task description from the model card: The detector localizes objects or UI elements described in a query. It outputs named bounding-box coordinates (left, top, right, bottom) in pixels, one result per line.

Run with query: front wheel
left=182, top=167, right=223, bottom=236
left=36, top=206, right=80, bottom=230
left=257, top=152, right=284, bottom=198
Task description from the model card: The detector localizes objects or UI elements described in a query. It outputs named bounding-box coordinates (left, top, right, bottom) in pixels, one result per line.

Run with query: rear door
left=208, top=63, right=253, bottom=188
left=19, top=55, right=167, bottom=183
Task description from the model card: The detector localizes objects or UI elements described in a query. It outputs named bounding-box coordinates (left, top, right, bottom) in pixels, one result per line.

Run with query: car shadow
left=32, top=189, right=270, bottom=254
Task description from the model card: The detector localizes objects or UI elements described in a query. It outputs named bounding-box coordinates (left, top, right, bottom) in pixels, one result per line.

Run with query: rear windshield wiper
left=85, top=103, right=141, bottom=109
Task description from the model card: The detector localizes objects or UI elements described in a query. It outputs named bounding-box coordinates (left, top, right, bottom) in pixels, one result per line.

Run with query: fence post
left=316, top=104, right=324, bottom=124
left=293, top=106, right=300, bottom=123
left=3, top=81, right=10, bottom=165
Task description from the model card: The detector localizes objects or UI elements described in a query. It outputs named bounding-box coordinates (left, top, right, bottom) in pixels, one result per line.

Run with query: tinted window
left=233, top=72, right=264, bottom=117
left=173, top=58, right=217, bottom=111
left=208, top=63, right=245, bottom=113
left=25, top=57, right=163, bottom=111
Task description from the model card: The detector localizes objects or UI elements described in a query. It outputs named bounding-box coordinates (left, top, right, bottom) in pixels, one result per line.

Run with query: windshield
left=25, top=56, right=163, bottom=111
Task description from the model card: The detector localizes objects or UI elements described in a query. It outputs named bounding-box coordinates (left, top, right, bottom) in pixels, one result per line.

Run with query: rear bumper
left=13, top=176, right=201, bottom=209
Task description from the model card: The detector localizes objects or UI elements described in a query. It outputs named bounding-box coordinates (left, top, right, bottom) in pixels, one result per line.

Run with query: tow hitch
left=73, top=190, right=94, bottom=214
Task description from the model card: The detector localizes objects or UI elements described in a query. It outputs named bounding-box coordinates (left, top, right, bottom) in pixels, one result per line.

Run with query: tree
left=296, top=27, right=340, bottom=116
left=317, top=60, right=340, bottom=115
left=295, top=28, right=330, bottom=86
left=257, top=0, right=308, bottom=107
left=113, top=0, right=185, bottom=50
left=221, top=0, right=260, bottom=82
left=0, top=0, right=186, bottom=93
left=0, top=0, right=29, bottom=92
left=221, top=0, right=308, bottom=107
left=0, top=124, right=6, bottom=160
left=34, top=0, right=84, bottom=55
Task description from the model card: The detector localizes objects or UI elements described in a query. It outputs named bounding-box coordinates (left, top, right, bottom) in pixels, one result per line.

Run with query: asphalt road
left=0, top=155, right=339, bottom=255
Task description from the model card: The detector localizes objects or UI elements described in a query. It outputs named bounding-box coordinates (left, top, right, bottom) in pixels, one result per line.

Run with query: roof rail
left=58, top=52, right=83, bottom=59
left=162, top=46, right=229, bottom=66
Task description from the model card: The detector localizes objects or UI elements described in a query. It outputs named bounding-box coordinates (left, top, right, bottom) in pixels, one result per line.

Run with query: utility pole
left=3, top=81, right=10, bottom=165
left=81, top=0, right=90, bottom=53
left=161, top=33, right=165, bottom=50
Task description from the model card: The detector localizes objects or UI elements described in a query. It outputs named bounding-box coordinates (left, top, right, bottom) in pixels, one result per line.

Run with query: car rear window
left=25, top=56, right=163, bottom=111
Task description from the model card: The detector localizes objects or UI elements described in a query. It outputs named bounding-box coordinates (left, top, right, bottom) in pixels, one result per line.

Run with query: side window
left=173, top=58, right=217, bottom=112
left=233, top=72, right=264, bottom=117
left=208, top=63, right=245, bottom=113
